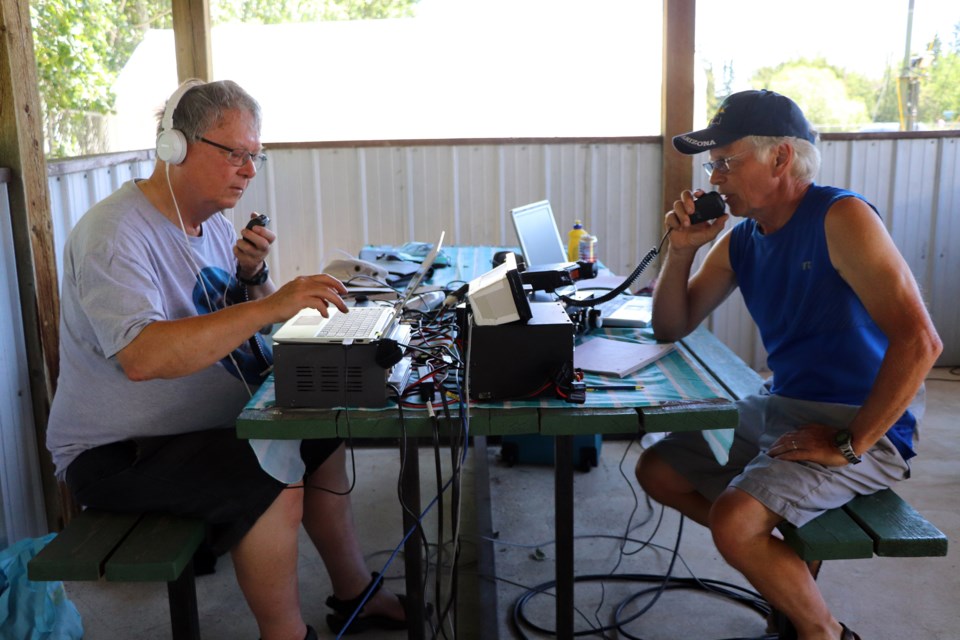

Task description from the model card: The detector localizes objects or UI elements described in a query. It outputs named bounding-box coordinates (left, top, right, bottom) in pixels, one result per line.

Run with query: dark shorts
left=65, top=428, right=342, bottom=555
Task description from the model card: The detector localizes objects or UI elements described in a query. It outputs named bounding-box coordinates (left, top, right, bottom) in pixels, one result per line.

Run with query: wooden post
left=0, top=0, right=64, bottom=530
left=172, top=0, right=213, bottom=81
left=661, top=0, right=696, bottom=214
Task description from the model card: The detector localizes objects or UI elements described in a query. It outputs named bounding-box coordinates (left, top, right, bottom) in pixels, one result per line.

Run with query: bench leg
left=167, top=562, right=201, bottom=640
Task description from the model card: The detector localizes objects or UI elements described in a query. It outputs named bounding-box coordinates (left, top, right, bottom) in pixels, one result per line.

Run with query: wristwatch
left=238, top=261, right=269, bottom=286
left=834, top=429, right=862, bottom=465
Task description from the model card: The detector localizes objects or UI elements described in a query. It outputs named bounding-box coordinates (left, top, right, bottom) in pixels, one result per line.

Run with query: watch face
left=835, top=430, right=850, bottom=445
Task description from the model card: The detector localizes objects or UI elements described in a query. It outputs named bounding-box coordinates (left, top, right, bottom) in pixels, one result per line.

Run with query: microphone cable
left=558, top=230, right=670, bottom=308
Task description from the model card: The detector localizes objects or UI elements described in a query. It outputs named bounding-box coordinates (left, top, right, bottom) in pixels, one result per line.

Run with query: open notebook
left=272, top=231, right=445, bottom=345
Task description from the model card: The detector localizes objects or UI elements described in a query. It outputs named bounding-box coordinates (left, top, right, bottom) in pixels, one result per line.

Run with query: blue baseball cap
left=673, top=90, right=816, bottom=155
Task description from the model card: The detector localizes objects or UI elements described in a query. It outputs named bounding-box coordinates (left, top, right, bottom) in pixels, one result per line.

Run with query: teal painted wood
left=236, top=406, right=339, bottom=439
left=779, top=509, right=875, bottom=561
left=105, top=514, right=205, bottom=582
left=539, top=407, right=639, bottom=435
left=27, top=510, right=141, bottom=582
left=640, top=400, right=738, bottom=433
left=843, top=489, right=949, bottom=557
left=484, top=408, right=540, bottom=436
left=679, top=326, right=765, bottom=401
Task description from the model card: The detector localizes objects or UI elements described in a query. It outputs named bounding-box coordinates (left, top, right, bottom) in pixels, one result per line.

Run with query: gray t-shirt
left=48, top=180, right=268, bottom=478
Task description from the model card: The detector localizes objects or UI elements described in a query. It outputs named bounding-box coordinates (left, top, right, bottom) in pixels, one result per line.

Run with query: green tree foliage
left=719, top=21, right=960, bottom=133
left=211, top=0, right=417, bottom=24
left=751, top=58, right=873, bottom=131
left=30, top=0, right=169, bottom=157
left=30, top=0, right=418, bottom=158
left=917, top=34, right=960, bottom=125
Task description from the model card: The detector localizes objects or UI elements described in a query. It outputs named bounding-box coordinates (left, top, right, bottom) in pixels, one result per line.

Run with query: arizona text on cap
left=672, top=90, right=816, bottom=155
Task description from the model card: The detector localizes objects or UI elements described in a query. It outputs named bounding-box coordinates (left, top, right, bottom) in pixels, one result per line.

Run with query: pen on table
left=585, top=384, right=644, bottom=391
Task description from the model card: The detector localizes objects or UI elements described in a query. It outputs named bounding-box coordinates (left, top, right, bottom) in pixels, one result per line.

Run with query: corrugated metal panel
left=930, top=138, right=960, bottom=364
left=238, top=142, right=665, bottom=287
left=47, top=160, right=154, bottom=284
left=0, top=183, right=46, bottom=544
left=42, top=139, right=959, bottom=367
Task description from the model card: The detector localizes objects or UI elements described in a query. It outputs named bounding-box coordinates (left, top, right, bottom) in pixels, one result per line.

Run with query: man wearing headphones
left=47, top=80, right=407, bottom=639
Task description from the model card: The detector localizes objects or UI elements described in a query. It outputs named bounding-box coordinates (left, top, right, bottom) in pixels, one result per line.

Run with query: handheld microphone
left=245, top=213, right=270, bottom=230
left=688, top=191, right=726, bottom=224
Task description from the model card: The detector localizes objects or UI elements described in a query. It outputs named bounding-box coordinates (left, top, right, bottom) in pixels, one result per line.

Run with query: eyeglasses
left=703, top=151, right=749, bottom=178
left=199, top=137, right=267, bottom=171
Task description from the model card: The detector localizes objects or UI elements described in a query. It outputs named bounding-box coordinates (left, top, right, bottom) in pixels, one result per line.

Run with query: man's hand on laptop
left=267, top=274, right=350, bottom=322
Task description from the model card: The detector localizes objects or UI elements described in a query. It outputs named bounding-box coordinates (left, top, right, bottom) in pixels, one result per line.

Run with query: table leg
left=400, top=438, right=425, bottom=640
left=554, top=435, right=574, bottom=640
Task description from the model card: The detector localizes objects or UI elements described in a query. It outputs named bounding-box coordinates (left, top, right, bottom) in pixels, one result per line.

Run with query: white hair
left=745, top=135, right=821, bottom=182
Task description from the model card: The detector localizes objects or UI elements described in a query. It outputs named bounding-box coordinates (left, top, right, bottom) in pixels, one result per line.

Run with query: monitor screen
left=510, top=200, right=567, bottom=267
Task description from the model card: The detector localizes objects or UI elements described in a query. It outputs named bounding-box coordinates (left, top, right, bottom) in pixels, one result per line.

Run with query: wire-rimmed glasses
left=200, top=137, right=267, bottom=171
left=702, top=151, right=749, bottom=178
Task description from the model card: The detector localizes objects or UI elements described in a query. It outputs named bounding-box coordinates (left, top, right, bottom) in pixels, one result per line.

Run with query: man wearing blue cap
left=636, top=90, right=941, bottom=640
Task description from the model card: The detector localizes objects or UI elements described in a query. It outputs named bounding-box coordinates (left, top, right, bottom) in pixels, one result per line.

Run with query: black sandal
left=840, top=622, right=862, bottom=640
left=325, top=572, right=409, bottom=635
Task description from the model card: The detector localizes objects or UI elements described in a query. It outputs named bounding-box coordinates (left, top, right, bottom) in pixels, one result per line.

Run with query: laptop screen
left=396, top=230, right=445, bottom=307
left=510, top=200, right=567, bottom=267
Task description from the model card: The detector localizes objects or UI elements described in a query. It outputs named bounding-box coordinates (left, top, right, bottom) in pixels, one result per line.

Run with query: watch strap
left=836, top=430, right=862, bottom=465
left=238, top=261, right=269, bottom=286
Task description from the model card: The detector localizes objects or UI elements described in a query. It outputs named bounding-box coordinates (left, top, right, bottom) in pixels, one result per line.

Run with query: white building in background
left=109, top=12, right=661, bottom=152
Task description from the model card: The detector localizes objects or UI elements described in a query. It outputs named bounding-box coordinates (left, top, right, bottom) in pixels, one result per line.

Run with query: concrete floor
left=63, top=369, right=959, bottom=639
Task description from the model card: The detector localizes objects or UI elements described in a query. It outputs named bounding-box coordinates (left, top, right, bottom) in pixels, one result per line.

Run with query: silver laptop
left=510, top=200, right=568, bottom=268
left=273, top=231, right=445, bottom=345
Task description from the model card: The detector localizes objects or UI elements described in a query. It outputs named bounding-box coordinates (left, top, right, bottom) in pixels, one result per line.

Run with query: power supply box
left=463, top=301, right=574, bottom=401
left=273, top=324, right=411, bottom=408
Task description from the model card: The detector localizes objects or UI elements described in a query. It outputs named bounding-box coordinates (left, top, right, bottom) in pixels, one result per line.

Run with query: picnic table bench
left=28, top=508, right=206, bottom=640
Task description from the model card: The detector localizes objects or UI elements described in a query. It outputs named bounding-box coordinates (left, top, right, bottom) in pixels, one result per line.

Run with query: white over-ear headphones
left=156, top=79, right=206, bottom=165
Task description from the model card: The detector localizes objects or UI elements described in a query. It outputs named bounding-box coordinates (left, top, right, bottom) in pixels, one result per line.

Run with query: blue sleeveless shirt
left=728, top=184, right=915, bottom=460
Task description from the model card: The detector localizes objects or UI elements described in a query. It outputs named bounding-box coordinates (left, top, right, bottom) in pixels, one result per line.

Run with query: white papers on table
left=574, top=337, right=675, bottom=378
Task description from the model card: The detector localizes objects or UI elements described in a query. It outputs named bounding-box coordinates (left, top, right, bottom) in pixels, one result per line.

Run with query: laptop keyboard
left=316, top=307, right=388, bottom=339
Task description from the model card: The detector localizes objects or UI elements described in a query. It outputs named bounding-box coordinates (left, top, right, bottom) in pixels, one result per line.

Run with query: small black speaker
left=374, top=338, right=404, bottom=369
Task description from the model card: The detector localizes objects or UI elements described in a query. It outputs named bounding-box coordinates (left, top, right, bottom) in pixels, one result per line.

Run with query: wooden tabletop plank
left=679, top=326, right=765, bottom=401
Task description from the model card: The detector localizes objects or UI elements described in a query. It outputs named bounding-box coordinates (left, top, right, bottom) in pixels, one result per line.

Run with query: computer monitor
left=510, top=200, right=567, bottom=268
left=466, top=252, right=532, bottom=326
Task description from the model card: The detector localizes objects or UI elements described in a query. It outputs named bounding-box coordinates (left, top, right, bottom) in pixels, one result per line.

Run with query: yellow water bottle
left=567, top=220, right=587, bottom=262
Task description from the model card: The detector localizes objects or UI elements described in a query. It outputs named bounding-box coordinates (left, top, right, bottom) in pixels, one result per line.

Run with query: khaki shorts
left=650, top=391, right=911, bottom=527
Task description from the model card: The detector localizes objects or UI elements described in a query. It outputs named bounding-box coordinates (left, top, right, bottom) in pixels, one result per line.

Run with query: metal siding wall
left=889, top=139, right=938, bottom=278
left=41, top=139, right=960, bottom=367
left=931, top=138, right=960, bottom=363
left=454, top=145, right=503, bottom=246
left=0, top=183, right=46, bottom=544
left=47, top=160, right=154, bottom=289
left=240, top=143, right=671, bottom=288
